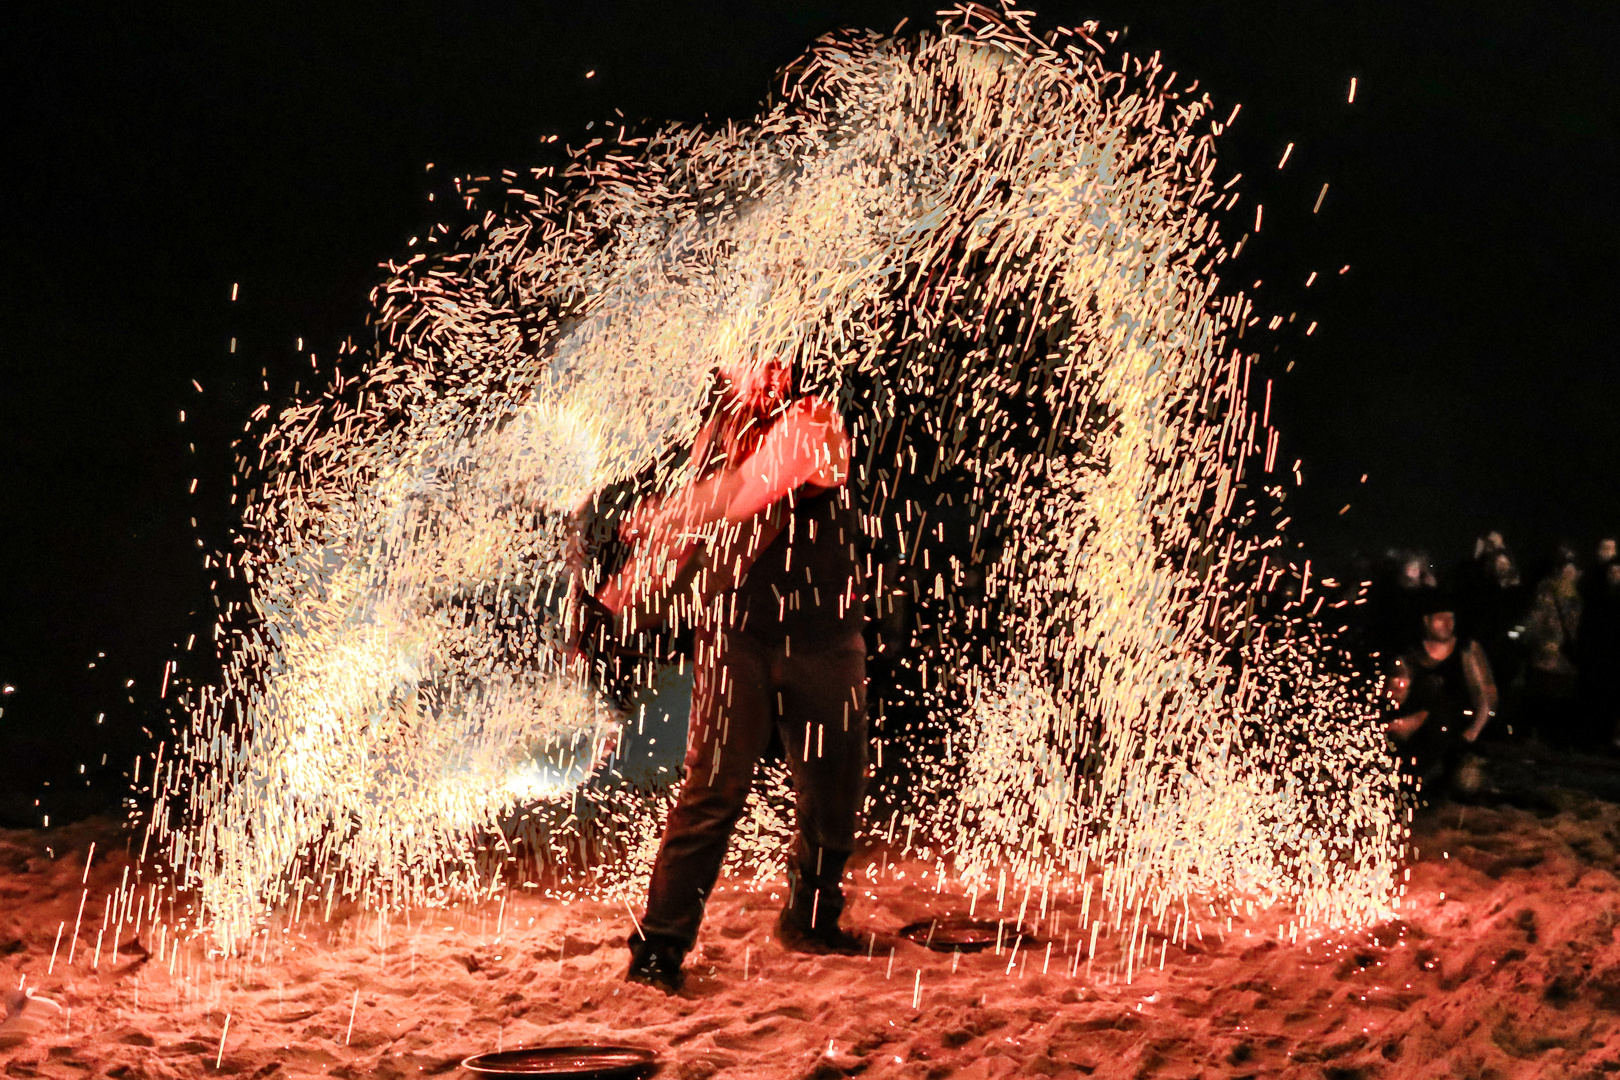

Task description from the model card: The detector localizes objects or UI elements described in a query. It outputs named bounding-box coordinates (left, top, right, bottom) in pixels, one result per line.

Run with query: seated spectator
left=1386, top=589, right=1498, bottom=796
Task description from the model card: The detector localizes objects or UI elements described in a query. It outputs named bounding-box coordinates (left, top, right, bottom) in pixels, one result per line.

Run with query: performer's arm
left=599, top=397, right=848, bottom=616
left=1460, top=640, right=1498, bottom=742
left=629, top=397, right=848, bottom=539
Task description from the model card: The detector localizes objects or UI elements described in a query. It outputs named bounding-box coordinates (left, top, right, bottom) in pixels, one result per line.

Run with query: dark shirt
left=733, top=485, right=863, bottom=647
left=1399, top=641, right=1474, bottom=736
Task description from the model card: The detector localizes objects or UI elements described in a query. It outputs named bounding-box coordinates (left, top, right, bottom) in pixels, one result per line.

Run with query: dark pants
left=640, top=625, right=868, bottom=949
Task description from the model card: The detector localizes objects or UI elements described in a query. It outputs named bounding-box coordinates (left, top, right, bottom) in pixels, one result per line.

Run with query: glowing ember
left=139, top=6, right=1401, bottom=958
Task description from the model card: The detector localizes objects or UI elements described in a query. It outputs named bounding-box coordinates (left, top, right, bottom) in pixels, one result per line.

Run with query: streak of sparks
left=130, top=6, right=1401, bottom=969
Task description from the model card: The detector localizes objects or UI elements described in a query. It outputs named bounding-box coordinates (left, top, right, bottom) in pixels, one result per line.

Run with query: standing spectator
left=1457, top=530, right=1510, bottom=602
left=1579, top=544, right=1620, bottom=751
left=1456, top=533, right=1512, bottom=653
left=1368, top=550, right=1438, bottom=659
left=1470, top=548, right=1530, bottom=728
left=1454, top=535, right=1495, bottom=636
left=1522, top=547, right=1583, bottom=747
left=1583, top=537, right=1617, bottom=610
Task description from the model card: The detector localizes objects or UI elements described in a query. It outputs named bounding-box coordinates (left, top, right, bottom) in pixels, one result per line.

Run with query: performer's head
left=695, top=349, right=796, bottom=476
left=715, top=348, right=793, bottom=415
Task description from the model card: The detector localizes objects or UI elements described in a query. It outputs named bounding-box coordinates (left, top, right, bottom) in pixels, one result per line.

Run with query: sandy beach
left=8, top=777, right=1620, bottom=1079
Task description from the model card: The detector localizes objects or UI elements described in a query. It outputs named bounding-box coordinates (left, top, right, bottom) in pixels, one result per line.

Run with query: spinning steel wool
left=144, top=6, right=1400, bottom=957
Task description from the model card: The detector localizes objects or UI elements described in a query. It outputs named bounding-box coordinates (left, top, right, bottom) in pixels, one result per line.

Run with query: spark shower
left=146, top=6, right=1402, bottom=958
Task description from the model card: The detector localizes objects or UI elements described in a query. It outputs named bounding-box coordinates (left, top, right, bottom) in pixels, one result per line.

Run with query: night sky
left=3, top=1, right=1615, bottom=824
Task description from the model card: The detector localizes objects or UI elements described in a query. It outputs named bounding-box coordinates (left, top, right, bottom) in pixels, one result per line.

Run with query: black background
left=3, top=1, right=1615, bottom=824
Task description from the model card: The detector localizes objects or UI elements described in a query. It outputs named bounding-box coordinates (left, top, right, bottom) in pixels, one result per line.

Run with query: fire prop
left=144, top=6, right=1402, bottom=960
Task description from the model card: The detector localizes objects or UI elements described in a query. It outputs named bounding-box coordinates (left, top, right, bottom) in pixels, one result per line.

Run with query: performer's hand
left=1386, top=710, right=1428, bottom=741
left=569, top=587, right=614, bottom=658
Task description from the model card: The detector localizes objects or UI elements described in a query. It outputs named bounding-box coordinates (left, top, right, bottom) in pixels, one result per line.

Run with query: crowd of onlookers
left=1351, top=534, right=1620, bottom=754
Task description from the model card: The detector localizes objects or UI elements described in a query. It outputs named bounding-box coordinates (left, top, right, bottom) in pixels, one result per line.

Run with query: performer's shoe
left=776, top=907, right=865, bottom=956
left=0, top=990, right=62, bottom=1049
left=625, top=932, right=686, bottom=993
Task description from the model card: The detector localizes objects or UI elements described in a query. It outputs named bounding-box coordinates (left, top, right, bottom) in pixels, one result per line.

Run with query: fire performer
left=595, top=350, right=868, bottom=992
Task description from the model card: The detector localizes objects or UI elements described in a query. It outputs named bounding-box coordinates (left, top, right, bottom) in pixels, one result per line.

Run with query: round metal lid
left=461, top=1045, right=661, bottom=1079
left=899, top=917, right=1037, bottom=953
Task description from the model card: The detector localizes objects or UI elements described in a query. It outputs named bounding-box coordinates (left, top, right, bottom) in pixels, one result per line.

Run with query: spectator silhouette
left=1522, top=547, right=1583, bottom=747
left=1465, top=545, right=1529, bottom=728
left=1386, top=588, right=1497, bottom=797
left=1366, top=550, right=1438, bottom=659
left=1579, top=541, right=1620, bottom=751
